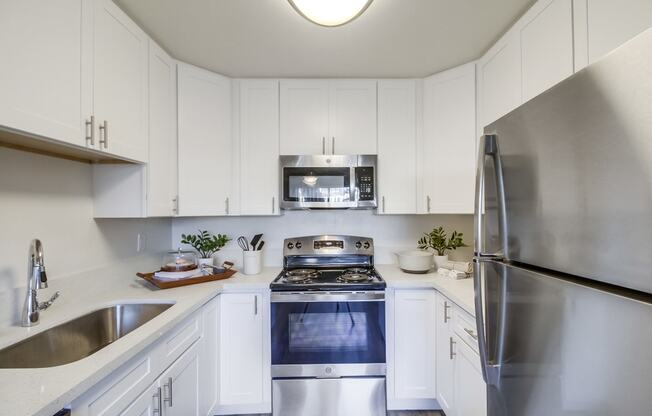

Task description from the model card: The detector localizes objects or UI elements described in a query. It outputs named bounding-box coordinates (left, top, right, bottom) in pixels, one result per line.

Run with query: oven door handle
left=271, top=291, right=385, bottom=303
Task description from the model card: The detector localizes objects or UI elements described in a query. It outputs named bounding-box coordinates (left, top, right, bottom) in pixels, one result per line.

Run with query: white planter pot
left=198, top=257, right=214, bottom=267
left=434, top=255, right=449, bottom=270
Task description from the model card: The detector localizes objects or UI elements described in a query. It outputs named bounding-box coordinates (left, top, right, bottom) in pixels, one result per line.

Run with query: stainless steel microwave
left=280, top=155, right=377, bottom=210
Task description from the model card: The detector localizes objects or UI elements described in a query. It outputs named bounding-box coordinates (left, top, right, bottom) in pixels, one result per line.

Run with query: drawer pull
left=464, top=327, right=478, bottom=340
left=444, top=301, right=451, bottom=323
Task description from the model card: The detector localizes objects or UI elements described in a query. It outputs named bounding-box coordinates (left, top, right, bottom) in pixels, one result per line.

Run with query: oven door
left=281, top=166, right=356, bottom=209
left=271, top=291, right=386, bottom=378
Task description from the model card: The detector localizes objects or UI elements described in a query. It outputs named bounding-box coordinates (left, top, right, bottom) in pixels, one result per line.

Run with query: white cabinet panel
left=453, top=335, right=487, bottom=416
left=435, top=294, right=455, bottom=415
left=328, top=80, right=377, bottom=155
left=177, top=63, right=232, bottom=216
left=120, top=382, right=160, bottom=416
left=147, top=41, right=178, bottom=217
left=93, top=0, right=148, bottom=162
left=280, top=80, right=329, bottom=155
left=480, top=36, right=522, bottom=128
left=160, top=342, right=201, bottom=416
left=239, top=80, right=280, bottom=215
left=0, top=0, right=90, bottom=147
left=392, top=290, right=436, bottom=400
left=586, top=0, right=652, bottom=65
left=217, top=292, right=271, bottom=414
left=421, top=64, right=476, bottom=214
left=521, top=0, right=574, bottom=102
left=377, top=80, right=417, bottom=214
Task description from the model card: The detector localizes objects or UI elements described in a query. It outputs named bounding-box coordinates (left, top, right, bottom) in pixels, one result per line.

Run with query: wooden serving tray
left=137, top=268, right=237, bottom=289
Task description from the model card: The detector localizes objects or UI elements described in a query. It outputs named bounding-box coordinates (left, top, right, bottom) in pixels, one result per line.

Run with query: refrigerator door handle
left=474, top=258, right=503, bottom=386
left=474, top=134, right=508, bottom=259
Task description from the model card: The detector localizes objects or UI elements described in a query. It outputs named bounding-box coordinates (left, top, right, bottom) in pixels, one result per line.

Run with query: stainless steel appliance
left=280, top=155, right=377, bottom=209
left=270, top=235, right=386, bottom=416
left=475, top=28, right=652, bottom=416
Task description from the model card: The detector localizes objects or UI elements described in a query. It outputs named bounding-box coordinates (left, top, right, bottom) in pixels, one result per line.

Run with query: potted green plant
left=417, top=226, right=467, bottom=269
left=181, top=230, right=231, bottom=267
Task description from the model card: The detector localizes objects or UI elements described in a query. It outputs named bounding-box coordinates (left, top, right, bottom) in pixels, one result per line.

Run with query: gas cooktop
left=270, top=266, right=385, bottom=292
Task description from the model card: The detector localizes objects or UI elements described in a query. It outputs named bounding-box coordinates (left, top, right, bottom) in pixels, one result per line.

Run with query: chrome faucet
left=22, top=239, right=59, bottom=327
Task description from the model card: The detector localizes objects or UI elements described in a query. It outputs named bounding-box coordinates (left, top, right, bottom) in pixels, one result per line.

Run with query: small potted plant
left=181, top=230, right=231, bottom=267
left=418, top=226, right=467, bottom=268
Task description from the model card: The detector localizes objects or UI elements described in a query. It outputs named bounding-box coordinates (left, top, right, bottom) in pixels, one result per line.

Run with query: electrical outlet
left=137, top=233, right=146, bottom=253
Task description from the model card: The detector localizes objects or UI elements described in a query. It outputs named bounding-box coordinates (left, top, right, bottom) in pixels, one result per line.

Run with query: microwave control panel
left=355, top=167, right=375, bottom=201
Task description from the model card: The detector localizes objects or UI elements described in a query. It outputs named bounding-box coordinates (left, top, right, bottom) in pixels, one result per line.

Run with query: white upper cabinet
left=147, top=41, right=178, bottom=217
left=238, top=80, right=280, bottom=216
left=177, top=63, right=233, bottom=216
left=377, top=80, right=417, bottom=214
left=577, top=0, right=652, bottom=66
left=93, top=0, right=149, bottom=162
left=479, top=34, right=522, bottom=129
left=280, top=80, right=329, bottom=155
left=280, top=80, right=377, bottom=155
left=520, top=0, right=574, bottom=102
left=421, top=63, right=476, bottom=214
left=0, top=0, right=91, bottom=147
left=328, top=80, right=377, bottom=155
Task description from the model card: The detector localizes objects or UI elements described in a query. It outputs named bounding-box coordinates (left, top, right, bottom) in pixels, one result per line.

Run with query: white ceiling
left=116, top=0, right=535, bottom=78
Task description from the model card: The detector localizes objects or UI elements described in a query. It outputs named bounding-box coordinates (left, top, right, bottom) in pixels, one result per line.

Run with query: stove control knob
left=363, top=241, right=371, bottom=249
left=295, top=241, right=303, bottom=249
left=355, top=241, right=362, bottom=249
left=287, top=242, right=294, bottom=249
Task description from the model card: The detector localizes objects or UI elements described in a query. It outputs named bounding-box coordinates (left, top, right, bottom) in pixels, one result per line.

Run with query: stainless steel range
left=270, top=235, right=387, bottom=416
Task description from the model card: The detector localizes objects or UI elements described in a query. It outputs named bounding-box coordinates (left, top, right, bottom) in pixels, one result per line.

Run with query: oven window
left=283, top=167, right=351, bottom=203
left=272, top=301, right=385, bottom=365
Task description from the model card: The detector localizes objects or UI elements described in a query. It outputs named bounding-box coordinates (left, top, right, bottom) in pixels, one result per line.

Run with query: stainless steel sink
left=0, top=303, right=173, bottom=368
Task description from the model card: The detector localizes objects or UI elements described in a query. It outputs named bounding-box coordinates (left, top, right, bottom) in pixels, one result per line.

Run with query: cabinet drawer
left=453, top=306, right=478, bottom=353
left=160, top=311, right=202, bottom=368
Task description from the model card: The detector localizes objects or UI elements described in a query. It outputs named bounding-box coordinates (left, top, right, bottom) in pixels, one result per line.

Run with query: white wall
left=0, top=148, right=171, bottom=327
left=172, top=211, right=474, bottom=268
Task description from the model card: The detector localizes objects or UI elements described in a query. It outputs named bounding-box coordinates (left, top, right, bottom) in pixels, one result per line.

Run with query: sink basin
left=0, top=303, right=173, bottom=368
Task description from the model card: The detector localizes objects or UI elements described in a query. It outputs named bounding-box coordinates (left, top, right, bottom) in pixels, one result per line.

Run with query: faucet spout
left=22, top=239, right=57, bottom=327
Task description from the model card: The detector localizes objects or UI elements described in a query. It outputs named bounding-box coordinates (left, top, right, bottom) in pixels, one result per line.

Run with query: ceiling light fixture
left=288, top=0, right=374, bottom=27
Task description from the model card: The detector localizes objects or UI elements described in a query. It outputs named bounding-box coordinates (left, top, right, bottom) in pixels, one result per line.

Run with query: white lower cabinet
left=120, top=382, right=161, bottom=416
left=160, top=342, right=201, bottom=415
left=216, top=291, right=271, bottom=415
left=453, top=334, right=487, bottom=416
left=435, top=293, right=456, bottom=415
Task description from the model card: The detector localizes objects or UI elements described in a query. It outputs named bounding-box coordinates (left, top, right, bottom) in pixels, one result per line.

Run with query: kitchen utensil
left=201, top=261, right=235, bottom=274
left=250, top=234, right=263, bottom=251
left=396, top=250, right=434, bottom=273
left=161, top=249, right=198, bottom=272
left=237, top=236, right=250, bottom=251
left=256, top=241, right=265, bottom=251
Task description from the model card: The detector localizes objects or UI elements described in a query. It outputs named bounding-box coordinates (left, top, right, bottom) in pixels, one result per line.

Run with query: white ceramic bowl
left=396, top=250, right=434, bottom=274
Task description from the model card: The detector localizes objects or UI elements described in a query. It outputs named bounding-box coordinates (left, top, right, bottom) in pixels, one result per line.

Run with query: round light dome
left=288, top=0, right=374, bottom=27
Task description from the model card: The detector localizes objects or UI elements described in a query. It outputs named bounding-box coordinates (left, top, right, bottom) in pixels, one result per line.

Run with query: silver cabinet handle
left=322, top=137, right=326, bottom=154
left=427, top=195, right=431, bottom=213
left=382, top=196, right=386, bottom=213
left=254, top=295, right=258, bottom=315
left=331, top=137, right=335, bottom=154
left=153, top=386, right=162, bottom=415
left=444, top=301, right=451, bottom=323
left=449, top=336, right=456, bottom=360
left=98, top=120, right=108, bottom=149
left=464, top=327, right=479, bottom=341
left=163, top=377, right=173, bottom=406
left=85, top=115, right=95, bottom=146
left=272, top=196, right=275, bottom=214
left=225, top=197, right=229, bottom=215
left=172, top=197, right=179, bottom=215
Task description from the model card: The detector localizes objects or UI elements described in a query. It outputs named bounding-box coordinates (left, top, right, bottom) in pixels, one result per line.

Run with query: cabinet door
left=177, top=63, right=232, bottom=216
left=239, top=80, right=280, bottom=215
left=0, top=0, right=90, bottom=147
left=218, top=293, right=268, bottom=411
left=392, top=290, right=436, bottom=400
left=120, top=382, right=161, bottom=416
left=147, top=40, right=178, bottom=217
left=377, top=80, right=417, bottom=214
left=479, top=34, right=521, bottom=128
left=520, top=0, right=574, bottom=102
left=435, top=294, right=455, bottom=415
left=279, top=80, right=329, bottom=155
left=584, top=0, right=652, bottom=65
left=328, top=80, right=377, bottom=155
left=93, top=0, right=148, bottom=162
left=454, top=335, right=487, bottom=416
left=160, top=342, right=201, bottom=416
left=422, top=64, right=476, bottom=214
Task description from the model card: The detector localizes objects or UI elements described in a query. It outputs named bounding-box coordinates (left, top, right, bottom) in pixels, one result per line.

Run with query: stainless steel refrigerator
left=474, top=28, right=652, bottom=416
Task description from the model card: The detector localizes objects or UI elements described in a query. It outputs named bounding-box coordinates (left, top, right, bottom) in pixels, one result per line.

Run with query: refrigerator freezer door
left=476, top=260, right=652, bottom=416
left=483, top=28, right=652, bottom=294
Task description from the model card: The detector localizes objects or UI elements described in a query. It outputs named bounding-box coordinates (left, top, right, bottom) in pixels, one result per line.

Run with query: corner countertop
left=0, top=259, right=475, bottom=416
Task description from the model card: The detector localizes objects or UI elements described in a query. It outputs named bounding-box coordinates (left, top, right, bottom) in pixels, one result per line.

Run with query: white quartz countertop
left=0, top=259, right=475, bottom=416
